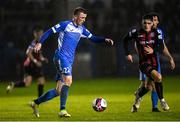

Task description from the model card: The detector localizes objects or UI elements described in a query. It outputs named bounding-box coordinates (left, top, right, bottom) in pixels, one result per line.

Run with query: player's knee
left=38, top=77, right=45, bottom=85
left=151, top=70, right=162, bottom=82
left=154, top=73, right=162, bottom=82
left=141, top=81, right=146, bottom=87
left=63, top=76, right=72, bottom=87
left=24, top=80, right=32, bottom=86
left=146, top=84, right=152, bottom=91
left=64, top=79, right=72, bottom=86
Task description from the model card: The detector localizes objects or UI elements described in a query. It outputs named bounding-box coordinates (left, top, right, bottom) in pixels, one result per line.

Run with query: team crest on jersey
left=55, top=24, right=60, bottom=28
left=139, top=40, right=155, bottom=45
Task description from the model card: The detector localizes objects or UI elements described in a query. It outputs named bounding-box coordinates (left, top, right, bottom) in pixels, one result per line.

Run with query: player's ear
left=73, top=15, right=77, bottom=20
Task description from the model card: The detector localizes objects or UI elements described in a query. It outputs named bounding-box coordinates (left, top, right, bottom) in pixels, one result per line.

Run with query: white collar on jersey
left=72, top=19, right=79, bottom=28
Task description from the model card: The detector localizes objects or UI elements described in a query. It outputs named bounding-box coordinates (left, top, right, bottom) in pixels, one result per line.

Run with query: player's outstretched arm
left=82, top=26, right=113, bottom=46
left=89, top=35, right=114, bottom=46
left=34, top=28, right=54, bottom=53
left=123, top=29, right=136, bottom=61
left=123, top=33, right=132, bottom=61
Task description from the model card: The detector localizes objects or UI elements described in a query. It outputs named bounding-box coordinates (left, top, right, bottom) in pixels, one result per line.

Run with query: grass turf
left=0, top=76, right=180, bottom=121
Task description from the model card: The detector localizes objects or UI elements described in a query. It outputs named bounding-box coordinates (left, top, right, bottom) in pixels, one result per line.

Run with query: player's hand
left=144, top=45, right=153, bottom=54
left=34, top=43, right=42, bottom=53
left=42, top=58, right=48, bottom=63
left=36, top=61, right=42, bottom=67
left=105, top=38, right=114, bottom=46
left=33, top=59, right=42, bottom=67
left=126, top=54, right=133, bottom=63
left=170, top=58, right=175, bottom=70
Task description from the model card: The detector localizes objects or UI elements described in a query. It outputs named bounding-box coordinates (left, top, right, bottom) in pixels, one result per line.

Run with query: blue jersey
left=40, top=20, right=105, bottom=63
left=39, top=20, right=105, bottom=78
left=53, top=20, right=93, bottom=63
left=139, top=28, right=164, bottom=81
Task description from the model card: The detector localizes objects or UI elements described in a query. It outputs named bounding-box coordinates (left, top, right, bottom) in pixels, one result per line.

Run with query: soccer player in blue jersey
left=6, top=27, right=48, bottom=97
left=29, top=7, right=113, bottom=118
left=134, top=13, right=175, bottom=112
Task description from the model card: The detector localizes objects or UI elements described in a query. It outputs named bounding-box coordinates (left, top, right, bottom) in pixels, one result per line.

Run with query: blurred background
left=0, top=0, right=179, bottom=81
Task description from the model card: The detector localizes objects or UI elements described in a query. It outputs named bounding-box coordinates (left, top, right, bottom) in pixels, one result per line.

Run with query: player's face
left=152, top=16, right=159, bottom=29
left=142, top=19, right=153, bottom=32
left=34, top=30, right=43, bottom=41
left=74, top=12, right=87, bottom=26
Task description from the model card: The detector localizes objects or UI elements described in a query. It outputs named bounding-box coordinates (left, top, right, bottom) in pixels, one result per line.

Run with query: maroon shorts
left=24, top=65, right=43, bottom=78
left=139, top=63, right=157, bottom=80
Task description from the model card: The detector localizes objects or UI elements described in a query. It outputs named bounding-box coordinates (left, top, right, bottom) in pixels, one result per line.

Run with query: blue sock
left=151, top=91, right=158, bottom=108
left=34, top=88, right=58, bottom=105
left=60, top=85, right=69, bottom=110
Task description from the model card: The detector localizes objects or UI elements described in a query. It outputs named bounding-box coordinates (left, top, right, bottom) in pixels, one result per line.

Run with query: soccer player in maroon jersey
left=134, top=12, right=175, bottom=112
left=123, top=14, right=169, bottom=112
left=6, top=27, right=48, bottom=97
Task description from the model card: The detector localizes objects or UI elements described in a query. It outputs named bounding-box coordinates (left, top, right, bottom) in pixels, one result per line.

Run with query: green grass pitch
left=0, top=76, right=180, bottom=121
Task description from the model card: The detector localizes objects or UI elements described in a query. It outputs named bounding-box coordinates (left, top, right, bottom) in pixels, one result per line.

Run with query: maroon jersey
left=24, top=40, right=41, bottom=67
left=123, top=28, right=164, bottom=67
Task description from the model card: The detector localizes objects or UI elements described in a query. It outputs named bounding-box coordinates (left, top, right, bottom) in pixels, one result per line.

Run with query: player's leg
left=37, top=76, right=45, bottom=97
left=134, top=71, right=146, bottom=96
left=33, top=80, right=61, bottom=105
left=35, top=66, right=46, bottom=97
left=140, top=64, right=163, bottom=100
left=151, top=82, right=160, bottom=112
left=138, top=64, right=155, bottom=99
left=29, top=58, right=65, bottom=118
left=53, top=56, right=71, bottom=117
left=151, top=70, right=169, bottom=111
left=59, top=75, right=72, bottom=117
left=24, top=75, right=33, bottom=86
left=151, top=63, right=162, bottom=112
left=132, top=63, right=159, bottom=112
left=18, top=65, right=33, bottom=87
left=30, top=80, right=62, bottom=117
left=6, top=74, right=32, bottom=93
left=131, top=71, right=146, bottom=112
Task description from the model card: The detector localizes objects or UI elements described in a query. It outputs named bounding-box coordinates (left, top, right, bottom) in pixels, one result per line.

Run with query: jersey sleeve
left=128, top=29, right=137, bottom=39
left=81, top=26, right=105, bottom=43
left=51, top=21, right=67, bottom=33
left=123, top=29, right=137, bottom=55
left=154, top=29, right=164, bottom=53
left=81, top=26, right=92, bottom=38
left=157, top=28, right=165, bottom=43
left=28, top=41, right=35, bottom=49
left=40, top=21, right=68, bottom=44
left=26, top=41, right=35, bottom=54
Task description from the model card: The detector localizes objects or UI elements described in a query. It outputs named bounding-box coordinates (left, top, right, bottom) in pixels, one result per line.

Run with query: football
left=92, top=98, right=107, bottom=112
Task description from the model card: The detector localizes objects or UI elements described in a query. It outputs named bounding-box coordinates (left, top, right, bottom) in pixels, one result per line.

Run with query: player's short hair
left=73, top=7, right=87, bottom=15
left=148, top=12, right=160, bottom=22
left=142, top=14, right=153, bottom=21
